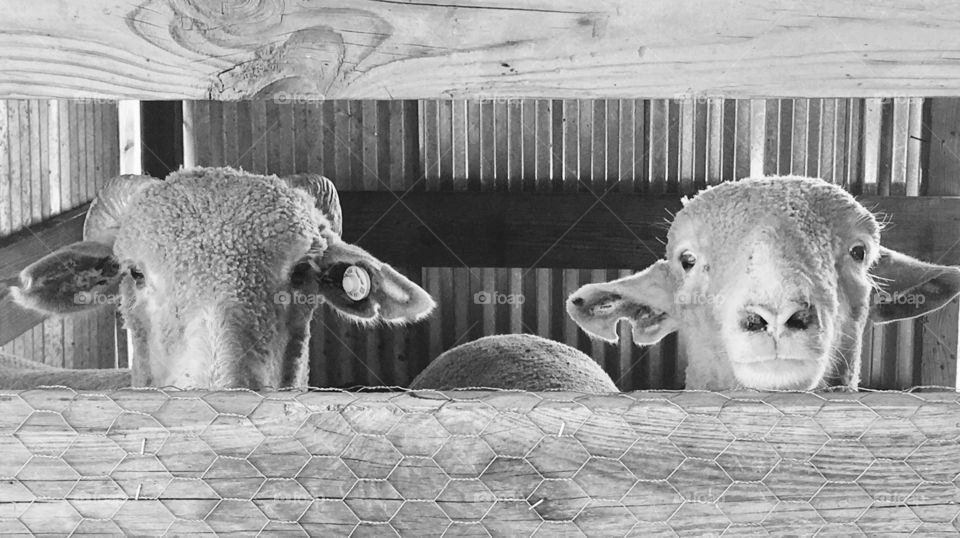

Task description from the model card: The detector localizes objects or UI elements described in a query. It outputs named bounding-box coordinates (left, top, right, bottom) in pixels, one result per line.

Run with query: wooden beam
left=342, top=192, right=678, bottom=270
left=0, top=287, right=46, bottom=347
left=340, top=192, right=960, bottom=269
left=4, top=2, right=960, bottom=99
left=0, top=389, right=956, bottom=534
left=1, top=191, right=956, bottom=344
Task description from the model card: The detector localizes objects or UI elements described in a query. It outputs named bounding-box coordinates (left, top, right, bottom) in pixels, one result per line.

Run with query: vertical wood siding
left=0, top=100, right=121, bottom=369
left=185, top=98, right=949, bottom=390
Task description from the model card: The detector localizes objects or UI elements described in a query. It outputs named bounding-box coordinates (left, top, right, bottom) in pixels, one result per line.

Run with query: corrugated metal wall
left=0, top=100, right=123, bottom=369
left=186, top=98, right=955, bottom=390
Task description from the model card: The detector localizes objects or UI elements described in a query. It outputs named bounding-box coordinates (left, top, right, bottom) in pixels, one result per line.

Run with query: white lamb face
left=568, top=177, right=960, bottom=391
left=664, top=179, right=879, bottom=390
left=12, top=168, right=435, bottom=389
left=113, top=175, right=323, bottom=388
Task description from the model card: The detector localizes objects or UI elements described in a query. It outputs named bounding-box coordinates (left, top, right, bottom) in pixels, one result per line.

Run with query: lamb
left=4, top=167, right=435, bottom=390
left=409, top=334, right=619, bottom=392
left=567, top=176, right=960, bottom=391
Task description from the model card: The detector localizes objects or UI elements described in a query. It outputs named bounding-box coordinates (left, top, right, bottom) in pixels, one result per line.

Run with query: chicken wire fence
left=0, top=386, right=958, bottom=537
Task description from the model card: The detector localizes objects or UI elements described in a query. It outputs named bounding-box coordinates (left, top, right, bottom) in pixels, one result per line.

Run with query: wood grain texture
left=4, top=1, right=960, bottom=99
left=925, top=99, right=960, bottom=389
left=0, top=389, right=956, bottom=535
left=340, top=191, right=960, bottom=269
left=0, top=288, right=45, bottom=348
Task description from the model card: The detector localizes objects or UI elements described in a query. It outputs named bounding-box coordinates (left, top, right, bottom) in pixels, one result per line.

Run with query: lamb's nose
left=571, top=297, right=584, bottom=307
left=784, top=303, right=817, bottom=331
left=740, top=309, right=770, bottom=333
left=739, top=303, right=818, bottom=334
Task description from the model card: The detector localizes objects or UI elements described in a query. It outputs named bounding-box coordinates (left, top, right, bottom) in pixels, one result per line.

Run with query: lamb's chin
left=731, top=357, right=826, bottom=391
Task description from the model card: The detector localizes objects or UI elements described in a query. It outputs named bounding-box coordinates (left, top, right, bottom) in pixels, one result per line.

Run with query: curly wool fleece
left=410, top=334, right=619, bottom=392
left=115, top=168, right=326, bottom=312
left=117, top=167, right=326, bottom=291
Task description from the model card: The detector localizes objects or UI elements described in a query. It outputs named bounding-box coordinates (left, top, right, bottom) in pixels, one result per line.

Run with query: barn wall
left=186, top=98, right=954, bottom=391
left=0, top=100, right=123, bottom=370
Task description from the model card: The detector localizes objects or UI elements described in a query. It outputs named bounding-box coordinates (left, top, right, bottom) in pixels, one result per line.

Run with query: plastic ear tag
left=342, top=265, right=371, bottom=301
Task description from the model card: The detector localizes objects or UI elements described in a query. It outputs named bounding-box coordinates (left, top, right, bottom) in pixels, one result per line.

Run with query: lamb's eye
left=679, top=250, right=697, bottom=271
left=129, top=267, right=145, bottom=288
left=290, top=261, right=312, bottom=288
left=849, top=244, right=866, bottom=262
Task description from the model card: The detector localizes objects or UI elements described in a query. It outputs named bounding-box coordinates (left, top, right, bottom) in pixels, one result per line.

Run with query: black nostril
left=571, top=297, right=584, bottom=307
left=741, top=312, right=768, bottom=333
left=785, top=305, right=817, bottom=331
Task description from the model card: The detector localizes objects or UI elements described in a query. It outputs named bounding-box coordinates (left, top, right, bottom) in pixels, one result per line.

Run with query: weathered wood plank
left=339, top=192, right=960, bottom=269
left=928, top=99, right=960, bottom=197
left=0, top=288, right=44, bottom=348
left=923, top=100, right=960, bottom=388
left=0, top=389, right=955, bottom=535
left=5, top=2, right=960, bottom=99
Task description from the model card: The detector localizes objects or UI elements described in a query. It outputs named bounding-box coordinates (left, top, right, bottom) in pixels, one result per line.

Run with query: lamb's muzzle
left=567, top=176, right=960, bottom=391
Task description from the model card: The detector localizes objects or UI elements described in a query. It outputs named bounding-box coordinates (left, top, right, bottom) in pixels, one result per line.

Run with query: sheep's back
left=409, top=334, right=618, bottom=392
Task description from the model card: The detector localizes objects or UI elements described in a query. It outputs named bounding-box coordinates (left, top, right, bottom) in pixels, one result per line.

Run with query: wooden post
left=923, top=98, right=960, bottom=389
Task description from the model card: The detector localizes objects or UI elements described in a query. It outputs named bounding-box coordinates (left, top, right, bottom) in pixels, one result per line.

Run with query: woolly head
left=567, top=176, right=960, bottom=391
left=12, top=167, right=435, bottom=389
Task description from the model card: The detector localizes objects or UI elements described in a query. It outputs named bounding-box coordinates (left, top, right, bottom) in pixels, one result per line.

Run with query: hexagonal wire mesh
left=0, top=386, right=958, bottom=536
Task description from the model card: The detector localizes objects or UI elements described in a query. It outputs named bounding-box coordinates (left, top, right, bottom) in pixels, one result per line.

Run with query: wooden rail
left=0, top=389, right=956, bottom=535
left=2, top=192, right=958, bottom=347
left=7, top=195, right=956, bottom=280
left=3, top=1, right=960, bottom=99
left=340, top=192, right=960, bottom=269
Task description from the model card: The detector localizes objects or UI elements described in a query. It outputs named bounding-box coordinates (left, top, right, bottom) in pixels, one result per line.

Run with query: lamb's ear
left=10, top=241, right=121, bottom=314
left=312, top=237, right=436, bottom=323
left=869, top=246, right=960, bottom=323
left=566, top=260, right=679, bottom=344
